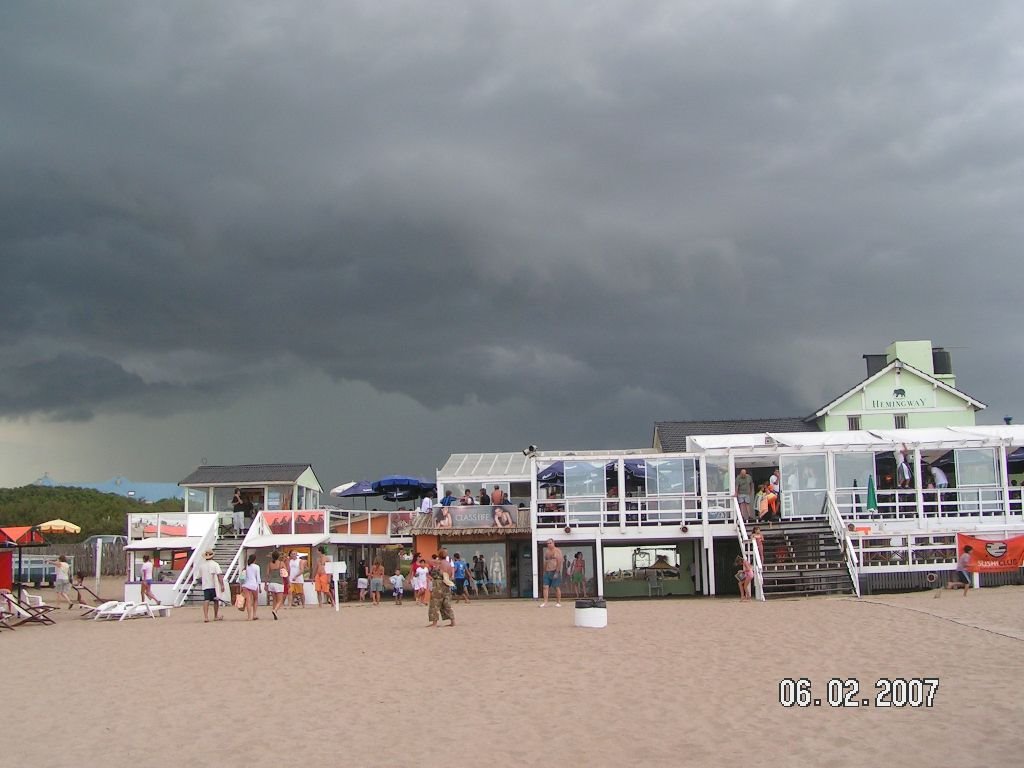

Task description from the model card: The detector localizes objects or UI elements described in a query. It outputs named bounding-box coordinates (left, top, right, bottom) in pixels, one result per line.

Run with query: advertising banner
left=433, top=505, right=516, bottom=529
left=957, top=533, right=1024, bottom=572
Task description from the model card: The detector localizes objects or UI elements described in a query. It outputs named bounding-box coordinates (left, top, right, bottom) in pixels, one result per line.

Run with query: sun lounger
left=72, top=582, right=105, bottom=605
left=79, top=600, right=119, bottom=618
left=0, top=592, right=56, bottom=626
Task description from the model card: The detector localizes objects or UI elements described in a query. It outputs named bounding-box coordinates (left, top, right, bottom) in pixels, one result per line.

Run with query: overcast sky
left=2, top=1, right=1023, bottom=492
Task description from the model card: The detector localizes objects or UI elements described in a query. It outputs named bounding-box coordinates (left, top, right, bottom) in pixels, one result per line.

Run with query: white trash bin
left=574, top=598, right=607, bottom=628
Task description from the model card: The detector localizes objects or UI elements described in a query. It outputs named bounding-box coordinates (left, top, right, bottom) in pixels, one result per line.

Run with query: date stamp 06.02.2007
left=778, top=678, right=939, bottom=708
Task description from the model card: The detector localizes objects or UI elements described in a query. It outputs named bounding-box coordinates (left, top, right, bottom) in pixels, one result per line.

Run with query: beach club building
left=123, top=463, right=417, bottom=605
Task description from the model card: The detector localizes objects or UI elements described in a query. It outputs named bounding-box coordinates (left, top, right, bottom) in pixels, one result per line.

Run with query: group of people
left=429, top=486, right=518, bottom=528
left=212, top=548, right=336, bottom=622
left=735, top=468, right=783, bottom=523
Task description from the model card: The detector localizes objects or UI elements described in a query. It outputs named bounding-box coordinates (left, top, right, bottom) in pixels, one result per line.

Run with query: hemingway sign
left=864, top=387, right=934, bottom=410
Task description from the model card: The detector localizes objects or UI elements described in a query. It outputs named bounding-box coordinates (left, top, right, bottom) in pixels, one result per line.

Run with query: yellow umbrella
left=35, top=519, right=82, bottom=535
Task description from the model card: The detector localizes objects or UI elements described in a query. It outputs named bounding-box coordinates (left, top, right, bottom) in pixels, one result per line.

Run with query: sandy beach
left=3, top=584, right=1022, bottom=768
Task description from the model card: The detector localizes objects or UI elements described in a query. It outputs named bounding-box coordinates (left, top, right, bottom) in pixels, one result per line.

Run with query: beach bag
left=234, top=593, right=246, bottom=611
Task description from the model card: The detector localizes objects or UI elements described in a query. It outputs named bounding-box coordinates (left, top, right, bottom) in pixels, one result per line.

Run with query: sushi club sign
left=957, top=533, right=1024, bottom=572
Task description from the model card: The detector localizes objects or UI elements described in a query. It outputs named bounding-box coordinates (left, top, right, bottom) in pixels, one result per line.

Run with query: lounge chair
left=21, top=590, right=58, bottom=610
left=71, top=582, right=105, bottom=605
left=79, top=600, right=120, bottom=618
left=0, top=592, right=56, bottom=626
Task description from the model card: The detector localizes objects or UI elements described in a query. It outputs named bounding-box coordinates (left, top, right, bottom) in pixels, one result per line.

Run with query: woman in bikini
left=570, top=552, right=586, bottom=597
left=734, top=555, right=754, bottom=602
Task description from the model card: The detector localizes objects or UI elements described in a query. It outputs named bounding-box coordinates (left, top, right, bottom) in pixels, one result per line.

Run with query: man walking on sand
left=288, top=550, right=306, bottom=607
left=540, top=538, right=563, bottom=607
left=199, top=550, right=225, bottom=622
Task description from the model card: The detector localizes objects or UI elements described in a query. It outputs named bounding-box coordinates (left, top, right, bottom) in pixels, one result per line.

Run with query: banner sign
left=434, top=504, right=517, bottom=529
left=957, top=533, right=1024, bottom=572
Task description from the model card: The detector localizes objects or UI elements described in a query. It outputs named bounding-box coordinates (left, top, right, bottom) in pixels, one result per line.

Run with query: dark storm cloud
left=1, top=0, right=1022, bottom=434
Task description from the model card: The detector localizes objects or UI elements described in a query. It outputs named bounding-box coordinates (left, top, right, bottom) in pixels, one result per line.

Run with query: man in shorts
left=452, top=553, right=471, bottom=604
left=288, top=550, right=306, bottom=607
left=199, top=549, right=225, bottom=622
left=946, top=545, right=973, bottom=596
left=540, top=538, right=563, bottom=607
left=735, top=468, right=754, bottom=520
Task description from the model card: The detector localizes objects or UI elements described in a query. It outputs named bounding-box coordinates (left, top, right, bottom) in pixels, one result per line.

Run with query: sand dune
left=3, top=585, right=1022, bottom=767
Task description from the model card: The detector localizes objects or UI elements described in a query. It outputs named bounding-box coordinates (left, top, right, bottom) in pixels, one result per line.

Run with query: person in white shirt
left=199, top=549, right=225, bottom=622
left=420, top=492, right=434, bottom=516
left=139, top=555, right=160, bottom=605
left=389, top=569, right=404, bottom=605
left=287, top=551, right=306, bottom=608
left=242, top=554, right=261, bottom=620
left=929, top=465, right=949, bottom=489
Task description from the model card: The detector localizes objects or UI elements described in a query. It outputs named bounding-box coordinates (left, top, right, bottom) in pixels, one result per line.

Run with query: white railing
left=835, top=486, right=1013, bottom=526
left=823, top=495, right=861, bottom=597
left=169, top=516, right=219, bottom=607
left=735, top=500, right=765, bottom=601
left=536, top=495, right=723, bottom=530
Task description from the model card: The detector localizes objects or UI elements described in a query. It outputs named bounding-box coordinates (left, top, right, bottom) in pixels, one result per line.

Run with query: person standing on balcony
left=461, top=489, right=475, bottom=505
left=490, top=485, right=506, bottom=505
left=440, top=489, right=457, bottom=507
left=735, top=469, right=754, bottom=521
left=478, top=488, right=490, bottom=506
left=231, top=488, right=245, bottom=534
left=420, top=491, right=434, bottom=518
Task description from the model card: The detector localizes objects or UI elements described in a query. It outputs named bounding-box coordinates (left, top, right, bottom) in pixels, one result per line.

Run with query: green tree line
left=0, top=486, right=184, bottom=541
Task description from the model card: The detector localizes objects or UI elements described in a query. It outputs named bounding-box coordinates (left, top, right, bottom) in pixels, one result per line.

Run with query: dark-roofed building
left=179, top=463, right=323, bottom=514
left=654, top=418, right=816, bottom=452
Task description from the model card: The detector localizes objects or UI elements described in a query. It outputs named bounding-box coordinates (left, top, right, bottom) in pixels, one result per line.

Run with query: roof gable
left=178, top=463, right=319, bottom=487
left=812, top=360, right=986, bottom=418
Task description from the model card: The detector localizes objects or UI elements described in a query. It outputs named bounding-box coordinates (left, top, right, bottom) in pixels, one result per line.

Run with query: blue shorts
left=543, top=571, right=560, bottom=588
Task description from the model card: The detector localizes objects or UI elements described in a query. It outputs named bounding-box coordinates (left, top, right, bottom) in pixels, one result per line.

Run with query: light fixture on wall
left=680, top=525, right=689, bottom=533
left=563, top=525, right=571, bottom=534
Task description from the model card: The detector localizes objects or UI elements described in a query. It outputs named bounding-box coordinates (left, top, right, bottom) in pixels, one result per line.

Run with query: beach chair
left=79, top=600, right=120, bottom=619
left=71, top=582, right=105, bottom=606
left=92, top=602, right=135, bottom=621
left=21, top=590, right=57, bottom=610
left=0, top=592, right=57, bottom=626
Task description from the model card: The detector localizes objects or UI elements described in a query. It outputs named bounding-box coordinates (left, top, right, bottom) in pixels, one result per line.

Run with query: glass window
left=835, top=453, right=874, bottom=489
left=646, top=458, right=697, bottom=496
left=213, top=487, right=236, bottom=512
left=847, top=415, right=861, bottom=430
left=779, top=454, right=827, bottom=517
left=955, top=448, right=997, bottom=486
left=564, top=461, right=606, bottom=498
left=894, top=414, right=907, bottom=429
left=705, top=457, right=730, bottom=494
left=186, top=488, right=207, bottom=512
left=450, top=543, right=509, bottom=597
left=601, top=544, right=694, bottom=598
left=266, top=485, right=294, bottom=510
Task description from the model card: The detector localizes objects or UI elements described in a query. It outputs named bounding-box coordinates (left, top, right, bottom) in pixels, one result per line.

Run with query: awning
left=124, top=536, right=200, bottom=551
left=244, top=534, right=328, bottom=549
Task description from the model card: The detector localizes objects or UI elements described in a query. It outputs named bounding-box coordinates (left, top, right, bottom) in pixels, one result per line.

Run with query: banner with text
left=957, top=533, right=1024, bottom=572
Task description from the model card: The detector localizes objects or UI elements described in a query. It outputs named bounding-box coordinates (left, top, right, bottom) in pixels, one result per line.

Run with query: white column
left=914, top=448, right=924, bottom=523
left=999, top=444, right=1010, bottom=524
left=595, top=538, right=604, bottom=598
left=530, top=455, right=539, bottom=599
left=706, top=539, right=716, bottom=596
left=617, top=458, right=627, bottom=531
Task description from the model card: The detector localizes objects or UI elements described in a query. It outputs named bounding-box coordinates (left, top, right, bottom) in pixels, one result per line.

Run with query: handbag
left=234, top=593, right=246, bottom=611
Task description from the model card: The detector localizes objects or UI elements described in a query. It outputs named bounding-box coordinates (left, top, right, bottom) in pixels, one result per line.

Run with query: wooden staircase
left=183, top=536, right=245, bottom=603
left=757, top=519, right=855, bottom=598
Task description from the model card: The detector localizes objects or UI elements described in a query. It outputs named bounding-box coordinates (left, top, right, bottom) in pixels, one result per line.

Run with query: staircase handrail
left=822, top=495, right=861, bottom=597
left=734, top=498, right=766, bottom=602
left=170, top=516, right=219, bottom=607
left=225, top=511, right=266, bottom=585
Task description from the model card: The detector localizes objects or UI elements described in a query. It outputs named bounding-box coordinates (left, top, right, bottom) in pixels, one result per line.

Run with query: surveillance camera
left=523, top=444, right=537, bottom=456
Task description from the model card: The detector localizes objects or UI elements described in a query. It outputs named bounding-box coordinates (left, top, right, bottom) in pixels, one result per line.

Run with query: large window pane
left=564, top=461, right=606, bottom=498
left=780, top=454, right=827, bottom=517
left=955, top=448, right=997, bottom=486
left=705, top=457, right=730, bottom=494
left=646, top=458, right=697, bottom=496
